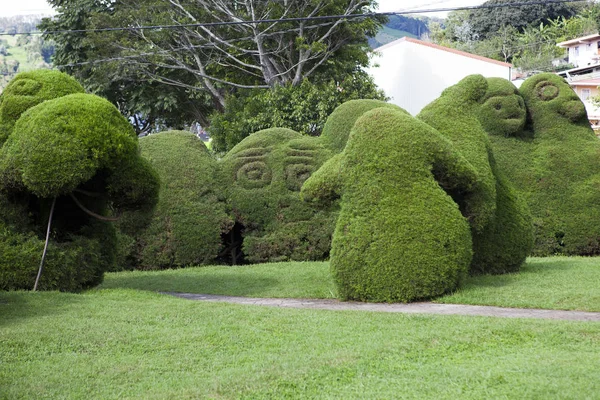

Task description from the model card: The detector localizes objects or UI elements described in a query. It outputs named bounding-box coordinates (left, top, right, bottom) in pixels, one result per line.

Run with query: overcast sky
left=1, top=0, right=489, bottom=18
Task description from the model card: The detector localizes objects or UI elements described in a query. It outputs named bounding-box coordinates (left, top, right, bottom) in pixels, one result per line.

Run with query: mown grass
left=1, top=289, right=599, bottom=399
left=101, top=257, right=600, bottom=311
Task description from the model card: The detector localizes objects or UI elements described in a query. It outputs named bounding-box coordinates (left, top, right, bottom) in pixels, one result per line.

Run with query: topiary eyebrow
left=232, top=147, right=272, bottom=159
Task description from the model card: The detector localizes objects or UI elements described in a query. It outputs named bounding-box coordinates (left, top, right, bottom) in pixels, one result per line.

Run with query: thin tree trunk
left=33, top=197, right=57, bottom=291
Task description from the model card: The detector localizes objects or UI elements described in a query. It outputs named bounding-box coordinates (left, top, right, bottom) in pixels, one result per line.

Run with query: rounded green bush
left=118, top=131, right=233, bottom=269
left=0, top=77, right=158, bottom=291
left=303, top=108, right=476, bottom=302
left=320, top=99, right=406, bottom=153
left=220, top=128, right=335, bottom=263
left=418, top=75, right=533, bottom=274
left=0, top=70, right=84, bottom=145
left=513, top=73, right=600, bottom=255
left=0, top=93, right=138, bottom=197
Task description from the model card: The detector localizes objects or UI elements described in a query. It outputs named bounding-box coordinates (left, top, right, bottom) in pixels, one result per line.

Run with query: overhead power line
left=0, top=0, right=588, bottom=37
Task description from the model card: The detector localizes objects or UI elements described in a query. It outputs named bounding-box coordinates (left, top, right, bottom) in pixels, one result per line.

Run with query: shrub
left=0, top=70, right=84, bottom=145
left=418, top=75, right=533, bottom=274
left=118, top=131, right=233, bottom=269
left=501, top=73, right=600, bottom=255
left=208, top=76, right=386, bottom=153
left=319, top=99, right=406, bottom=153
left=303, top=108, right=476, bottom=302
left=220, top=128, right=336, bottom=263
left=0, top=86, right=158, bottom=291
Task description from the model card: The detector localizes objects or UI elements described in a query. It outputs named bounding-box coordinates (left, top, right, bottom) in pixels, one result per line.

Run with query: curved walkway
left=163, top=292, right=600, bottom=322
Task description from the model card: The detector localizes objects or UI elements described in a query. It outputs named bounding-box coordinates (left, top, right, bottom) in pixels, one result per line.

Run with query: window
left=575, top=46, right=580, bottom=56
left=581, top=88, right=591, bottom=101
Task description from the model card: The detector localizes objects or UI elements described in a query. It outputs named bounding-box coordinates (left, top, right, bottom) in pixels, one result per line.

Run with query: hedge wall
left=118, top=131, right=232, bottom=269
left=303, top=108, right=475, bottom=302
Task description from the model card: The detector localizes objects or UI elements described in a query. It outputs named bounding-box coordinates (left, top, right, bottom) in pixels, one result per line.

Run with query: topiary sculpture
left=418, top=75, right=533, bottom=274
left=319, top=99, right=406, bottom=153
left=0, top=89, right=158, bottom=291
left=118, top=131, right=233, bottom=269
left=220, top=128, right=335, bottom=264
left=0, top=70, right=84, bottom=145
left=515, top=73, right=600, bottom=255
left=302, top=108, right=477, bottom=302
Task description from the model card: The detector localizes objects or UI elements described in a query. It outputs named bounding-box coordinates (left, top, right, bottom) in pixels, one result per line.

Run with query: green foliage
left=0, top=93, right=137, bottom=197
left=468, top=0, right=576, bottom=39
left=493, top=73, right=600, bottom=256
left=118, top=131, right=232, bottom=270
left=419, top=75, right=533, bottom=275
left=0, top=70, right=84, bottom=145
left=320, top=99, right=405, bottom=153
left=209, top=77, right=386, bottom=153
left=304, top=108, right=476, bottom=302
left=220, top=128, right=335, bottom=263
left=0, top=72, right=159, bottom=291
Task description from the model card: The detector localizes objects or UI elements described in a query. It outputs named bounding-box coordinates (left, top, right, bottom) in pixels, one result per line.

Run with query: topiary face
left=520, top=73, right=587, bottom=126
left=478, top=78, right=526, bottom=137
left=0, top=70, right=84, bottom=145
left=221, top=128, right=334, bottom=262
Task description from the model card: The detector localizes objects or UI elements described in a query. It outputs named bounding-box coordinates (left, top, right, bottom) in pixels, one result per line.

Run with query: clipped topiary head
left=0, top=93, right=138, bottom=198
left=221, top=128, right=334, bottom=262
left=0, top=70, right=84, bottom=145
left=319, top=99, right=406, bottom=153
left=520, top=73, right=587, bottom=128
left=478, top=78, right=526, bottom=137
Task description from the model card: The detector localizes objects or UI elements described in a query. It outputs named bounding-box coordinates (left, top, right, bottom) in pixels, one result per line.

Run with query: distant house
left=556, top=33, right=600, bottom=128
left=366, top=37, right=513, bottom=115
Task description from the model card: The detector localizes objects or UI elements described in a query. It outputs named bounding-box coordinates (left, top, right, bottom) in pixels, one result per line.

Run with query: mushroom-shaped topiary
left=220, top=128, right=335, bottom=263
left=513, top=73, right=600, bottom=255
left=303, top=108, right=477, bottom=302
left=418, top=75, right=533, bottom=274
left=0, top=91, right=158, bottom=291
left=118, top=131, right=233, bottom=269
left=0, top=70, right=84, bottom=145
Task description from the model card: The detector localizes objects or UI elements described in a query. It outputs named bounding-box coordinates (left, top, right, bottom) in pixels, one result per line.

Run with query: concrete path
left=163, top=292, right=600, bottom=322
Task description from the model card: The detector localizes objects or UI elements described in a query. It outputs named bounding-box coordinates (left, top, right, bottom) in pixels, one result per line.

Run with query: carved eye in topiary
left=236, top=161, right=272, bottom=189
left=285, top=163, right=315, bottom=191
left=534, top=81, right=560, bottom=101
left=8, top=78, right=42, bottom=96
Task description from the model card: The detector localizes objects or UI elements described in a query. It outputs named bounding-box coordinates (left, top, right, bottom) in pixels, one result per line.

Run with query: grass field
left=101, top=256, right=600, bottom=311
left=1, top=288, right=599, bottom=399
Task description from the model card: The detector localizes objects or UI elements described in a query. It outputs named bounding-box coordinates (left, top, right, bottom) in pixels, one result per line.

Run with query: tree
left=209, top=72, right=386, bottom=153
left=468, top=0, right=576, bottom=39
left=41, top=0, right=383, bottom=131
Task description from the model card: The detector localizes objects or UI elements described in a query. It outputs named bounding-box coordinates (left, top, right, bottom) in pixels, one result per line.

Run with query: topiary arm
left=301, top=153, right=344, bottom=207
left=430, top=137, right=481, bottom=225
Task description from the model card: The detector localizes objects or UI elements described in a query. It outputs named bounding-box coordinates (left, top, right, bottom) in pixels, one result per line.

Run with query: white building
left=367, top=37, right=513, bottom=115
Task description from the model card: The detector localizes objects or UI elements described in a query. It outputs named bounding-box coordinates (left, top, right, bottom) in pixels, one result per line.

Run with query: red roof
left=377, top=37, right=512, bottom=68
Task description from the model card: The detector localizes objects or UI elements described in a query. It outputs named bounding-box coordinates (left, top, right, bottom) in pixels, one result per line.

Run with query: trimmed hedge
left=0, top=70, right=84, bottom=146
left=303, top=108, right=476, bottom=302
left=0, top=77, right=158, bottom=291
left=220, top=128, right=335, bottom=263
left=118, top=131, right=232, bottom=269
left=320, top=99, right=406, bottom=153
left=512, top=73, right=600, bottom=255
left=418, top=75, right=533, bottom=274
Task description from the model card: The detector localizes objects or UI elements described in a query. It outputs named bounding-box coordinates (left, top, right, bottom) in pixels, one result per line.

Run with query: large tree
left=468, top=0, right=576, bottom=39
left=41, top=0, right=382, bottom=131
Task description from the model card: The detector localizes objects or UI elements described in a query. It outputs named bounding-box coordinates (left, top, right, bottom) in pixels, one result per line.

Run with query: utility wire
left=0, top=0, right=588, bottom=36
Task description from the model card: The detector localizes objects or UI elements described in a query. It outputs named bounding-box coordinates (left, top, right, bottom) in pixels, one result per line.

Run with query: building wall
left=568, top=41, right=600, bottom=67
left=367, top=39, right=511, bottom=115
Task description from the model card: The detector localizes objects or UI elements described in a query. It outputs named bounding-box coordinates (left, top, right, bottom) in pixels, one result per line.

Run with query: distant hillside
left=0, top=15, right=54, bottom=92
left=370, top=15, right=431, bottom=49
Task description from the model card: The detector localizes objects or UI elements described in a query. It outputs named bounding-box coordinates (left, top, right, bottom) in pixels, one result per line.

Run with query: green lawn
left=101, top=257, right=600, bottom=311
left=1, top=289, right=599, bottom=399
